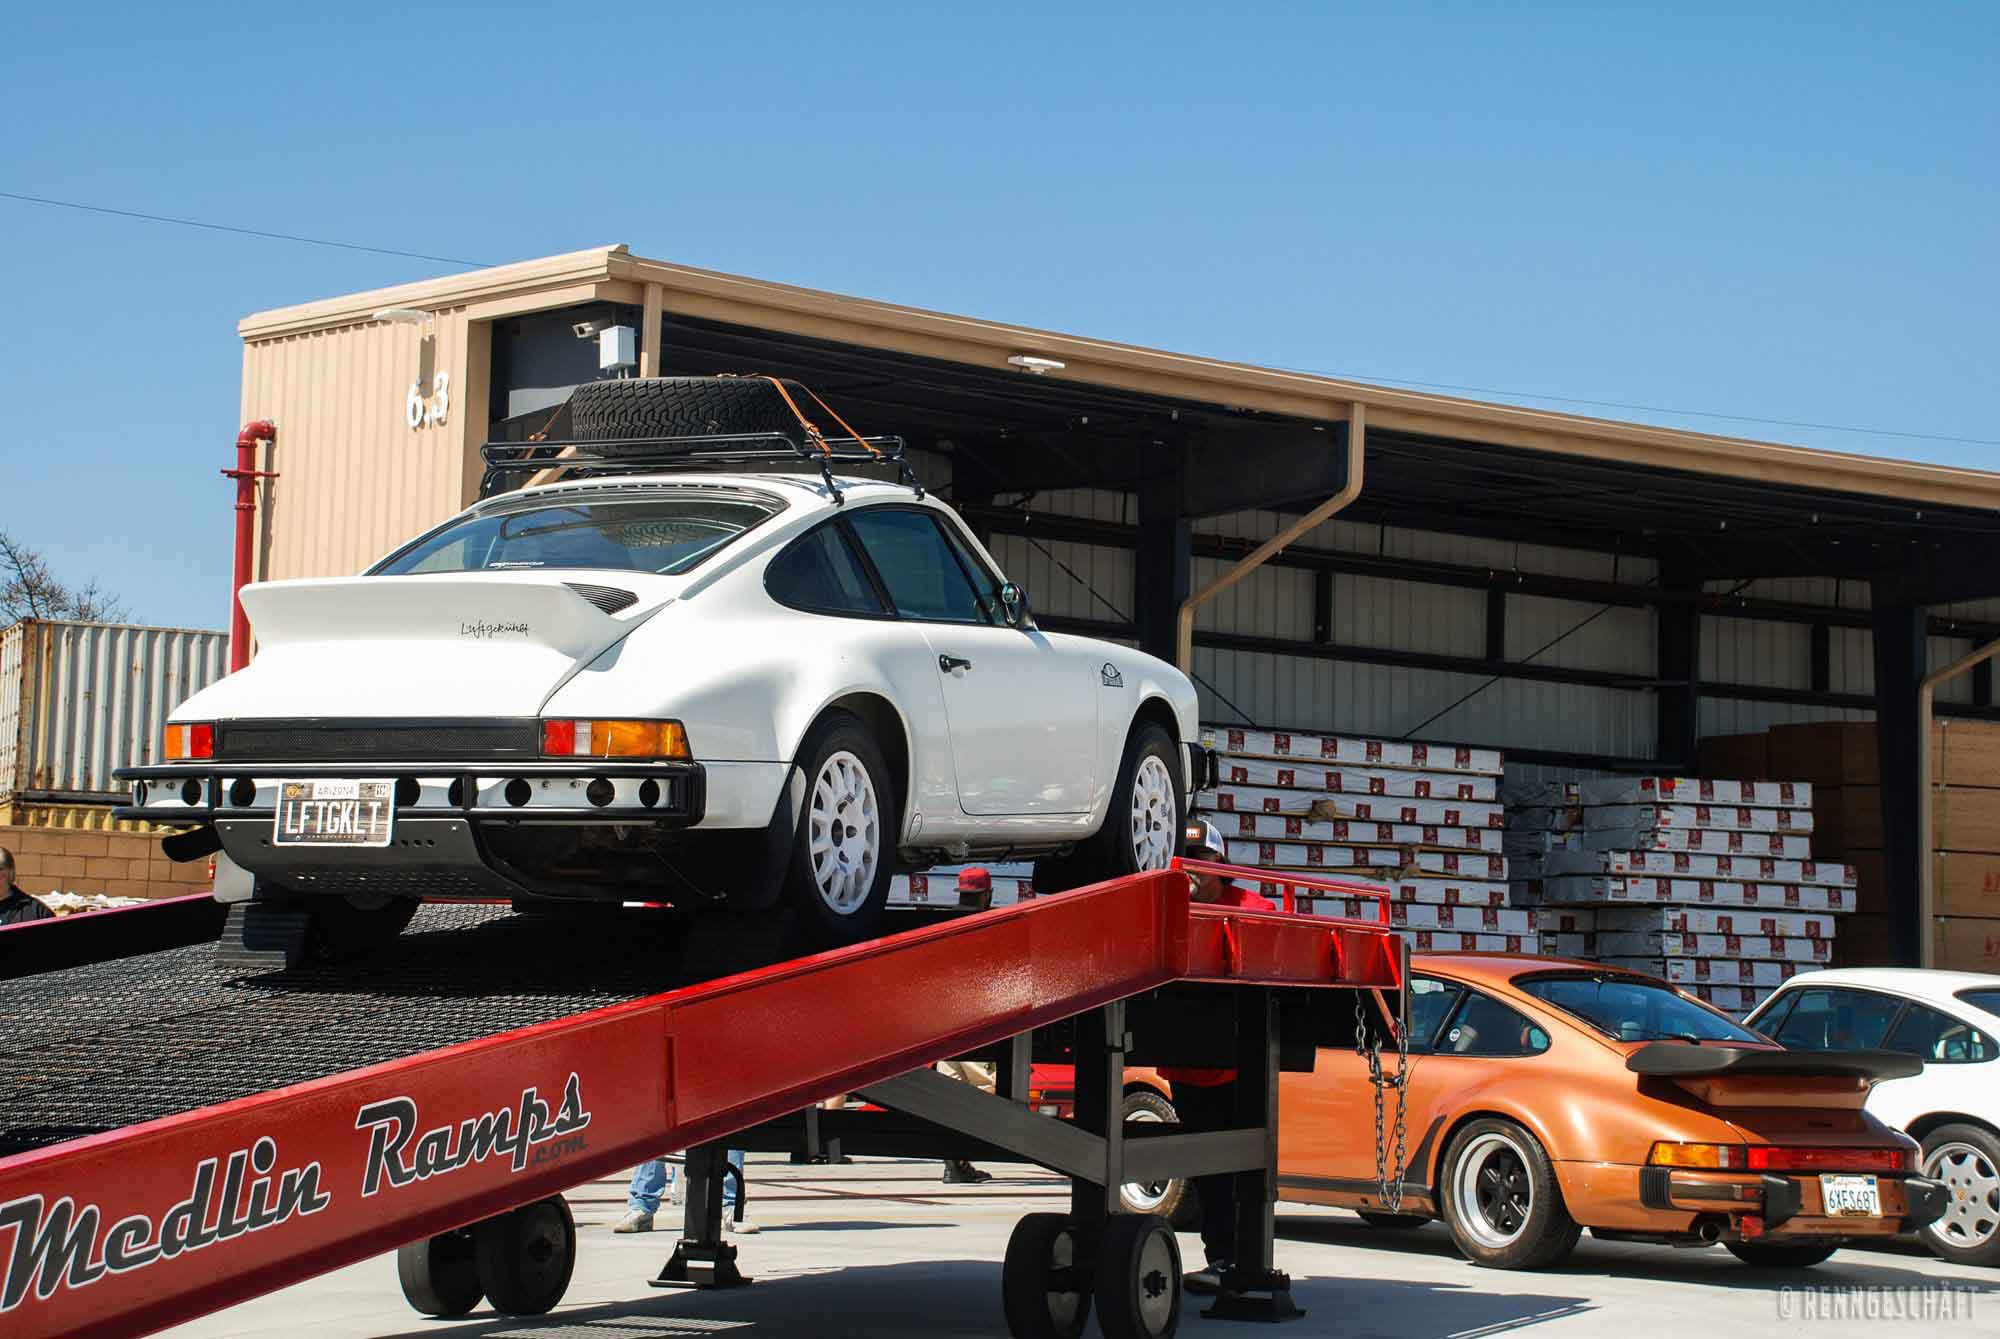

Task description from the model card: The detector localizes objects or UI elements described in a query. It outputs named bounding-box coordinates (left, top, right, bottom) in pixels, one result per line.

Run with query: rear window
left=1956, top=987, right=2000, bottom=1017
left=374, top=496, right=779, bottom=576
left=1518, top=973, right=1765, bottom=1044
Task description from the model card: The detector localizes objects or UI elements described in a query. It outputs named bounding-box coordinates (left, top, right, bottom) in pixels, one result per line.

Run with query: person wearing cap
left=0, top=848, right=52, bottom=926
left=1159, top=818, right=1276, bottom=1295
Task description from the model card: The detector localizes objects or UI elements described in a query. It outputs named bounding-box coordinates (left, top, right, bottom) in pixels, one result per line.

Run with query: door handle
left=938, top=654, right=973, bottom=674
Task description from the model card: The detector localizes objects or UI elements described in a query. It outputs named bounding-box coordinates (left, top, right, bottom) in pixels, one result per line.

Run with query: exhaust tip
left=586, top=778, right=615, bottom=808
left=504, top=778, right=532, bottom=808
left=1694, top=1214, right=1726, bottom=1243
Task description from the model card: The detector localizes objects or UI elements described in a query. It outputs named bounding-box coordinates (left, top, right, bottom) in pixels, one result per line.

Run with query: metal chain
left=1356, top=990, right=1412, bottom=1213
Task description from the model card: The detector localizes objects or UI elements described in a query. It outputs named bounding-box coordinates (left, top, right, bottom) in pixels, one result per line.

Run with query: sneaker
left=1183, top=1264, right=1227, bottom=1296
left=667, top=1178, right=685, bottom=1207
left=724, top=1214, right=760, bottom=1234
left=612, top=1209, right=655, bottom=1234
left=942, top=1162, right=994, bottom=1184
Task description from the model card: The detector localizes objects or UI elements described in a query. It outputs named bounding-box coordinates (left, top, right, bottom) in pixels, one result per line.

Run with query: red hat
left=956, top=866, right=994, bottom=893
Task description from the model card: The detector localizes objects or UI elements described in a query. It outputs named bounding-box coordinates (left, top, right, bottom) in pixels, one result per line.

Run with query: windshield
left=374, top=496, right=779, bottom=576
left=1518, top=973, right=1767, bottom=1045
left=1957, top=988, right=2000, bottom=1018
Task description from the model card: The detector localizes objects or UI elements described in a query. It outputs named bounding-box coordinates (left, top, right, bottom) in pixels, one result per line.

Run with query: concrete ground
left=163, top=1157, right=1995, bottom=1339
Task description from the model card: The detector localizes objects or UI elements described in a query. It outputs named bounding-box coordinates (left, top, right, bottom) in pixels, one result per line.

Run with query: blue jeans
left=627, top=1151, right=744, bottom=1215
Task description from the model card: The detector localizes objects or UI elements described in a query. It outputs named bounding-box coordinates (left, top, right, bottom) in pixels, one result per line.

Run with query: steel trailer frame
left=0, top=865, right=1402, bottom=1339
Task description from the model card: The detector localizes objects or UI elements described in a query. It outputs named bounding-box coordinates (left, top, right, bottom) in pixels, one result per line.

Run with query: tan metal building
left=238, top=244, right=2000, bottom=965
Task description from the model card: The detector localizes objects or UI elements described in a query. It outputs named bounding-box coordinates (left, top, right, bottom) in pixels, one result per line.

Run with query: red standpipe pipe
left=226, top=421, right=277, bottom=671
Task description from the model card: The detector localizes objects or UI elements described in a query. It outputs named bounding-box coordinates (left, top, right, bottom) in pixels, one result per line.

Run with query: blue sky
left=1, top=2, right=1993, bottom=629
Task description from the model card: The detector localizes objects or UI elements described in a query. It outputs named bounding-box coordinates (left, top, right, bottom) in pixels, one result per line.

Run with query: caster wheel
left=1094, top=1213, right=1181, bottom=1339
left=396, top=1228, right=482, bottom=1317
left=1002, top=1212, right=1092, bottom=1339
left=474, top=1195, right=576, bottom=1316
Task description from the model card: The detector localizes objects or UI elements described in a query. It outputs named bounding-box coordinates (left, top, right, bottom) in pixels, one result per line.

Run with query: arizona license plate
left=274, top=779, right=395, bottom=848
left=1819, top=1173, right=1881, bottom=1217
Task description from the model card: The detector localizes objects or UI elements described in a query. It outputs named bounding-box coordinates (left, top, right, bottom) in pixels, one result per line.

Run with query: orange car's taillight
left=1744, top=1146, right=1912, bottom=1174
left=1648, top=1142, right=1746, bottom=1169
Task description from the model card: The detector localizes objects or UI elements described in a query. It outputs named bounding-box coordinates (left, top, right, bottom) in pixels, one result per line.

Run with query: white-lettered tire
left=1061, top=723, right=1183, bottom=891
left=783, top=711, right=896, bottom=944
left=1438, top=1118, right=1580, bottom=1269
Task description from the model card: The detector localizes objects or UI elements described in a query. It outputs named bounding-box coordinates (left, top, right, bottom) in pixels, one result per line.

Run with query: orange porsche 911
left=1279, top=955, right=1950, bottom=1270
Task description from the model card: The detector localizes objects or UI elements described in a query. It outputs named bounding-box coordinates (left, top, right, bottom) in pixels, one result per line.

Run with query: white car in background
left=1747, top=968, right=2000, bottom=1266
left=118, top=377, right=1205, bottom=952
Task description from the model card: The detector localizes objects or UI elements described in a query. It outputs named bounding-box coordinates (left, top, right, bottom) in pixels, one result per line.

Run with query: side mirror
left=999, top=582, right=1031, bottom=626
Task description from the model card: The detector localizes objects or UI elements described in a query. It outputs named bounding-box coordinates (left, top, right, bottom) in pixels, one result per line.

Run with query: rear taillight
left=1648, top=1142, right=1746, bottom=1169
left=540, top=719, right=690, bottom=760
left=163, top=723, right=214, bottom=761
left=1744, top=1146, right=1912, bottom=1174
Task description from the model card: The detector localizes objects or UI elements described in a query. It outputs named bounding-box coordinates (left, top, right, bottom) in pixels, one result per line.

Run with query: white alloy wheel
left=1926, top=1140, right=2000, bottom=1251
left=1453, top=1131, right=1534, bottom=1250
left=1128, top=755, right=1177, bottom=871
left=807, top=750, right=881, bottom=915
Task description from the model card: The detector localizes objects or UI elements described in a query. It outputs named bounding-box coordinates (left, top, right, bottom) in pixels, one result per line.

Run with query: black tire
left=781, top=711, right=897, bottom=945
left=1002, top=1213, right=1093, bottom=1339
left=1919, top=1122, right=2000, bottom=1267
left=1438, top=1118, right=1581, bottom=1270
left=568, top=376, right=810, bottom=450
left=1119, top=1091, right=1194, bottom=1229
left=473, top=1196, right=576, bottom=1317
left=1064, top=723, right=1184, bottom=890
left=1357, top=1211, right=1430, bottom=1229
left=1725, top=1240, right=1839, bottom=1269
left=306, top=895, right=418, bottom=958
left=397, top=1229, right=483, bottom=1317
left=1094, top=1213, right=1182, bottom=1339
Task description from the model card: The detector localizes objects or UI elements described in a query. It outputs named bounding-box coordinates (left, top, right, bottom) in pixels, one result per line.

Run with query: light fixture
left=1007, top=354, right=1066, bottom=375
left=373, top=307, right=435, bottom=329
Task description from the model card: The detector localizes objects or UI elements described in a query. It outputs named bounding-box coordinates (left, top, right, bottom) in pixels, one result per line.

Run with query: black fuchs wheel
left=567, top=375, right=812, bottom=448
left=1725, top=1240, right=1840, bottom=1269
left=1094, top=1213, right=1181, bottom=1339
left=1439, top=1118, right=1581, bottom=1269
left=782, top=711, right=897, bottom=944
left=1067, top=723, right=1184, bottom=888
left=474, top=1196, right=576, bottom=1316
left=306, top=894, right=417, bottom=958
left=1002, top=1213, right=1093, bottom=1339
left=396, top=1228, right=483, bottom=1317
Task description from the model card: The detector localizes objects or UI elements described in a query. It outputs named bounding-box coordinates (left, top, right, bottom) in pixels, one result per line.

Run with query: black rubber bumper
left=1902, top=1176, right=1948, bottom=1230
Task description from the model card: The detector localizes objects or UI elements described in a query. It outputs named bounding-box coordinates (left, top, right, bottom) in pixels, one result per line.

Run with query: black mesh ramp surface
left=0, top=904, right=721, bottom=1158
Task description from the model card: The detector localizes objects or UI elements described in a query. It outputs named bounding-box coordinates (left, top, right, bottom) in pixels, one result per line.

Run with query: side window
left=936, top=518, right=1009, bottom=625
left=1439, top=990, right=1550, bottom=1058
left=1405, top=978, right=1465, bottom=1052
left=846, top=509, right=994, bottom=625
left=1771, top=988, right=1901, bottom=1051
left=1885, top=1003, right=1997, bottom=1064
left=765, top=524, right=888, bottom=616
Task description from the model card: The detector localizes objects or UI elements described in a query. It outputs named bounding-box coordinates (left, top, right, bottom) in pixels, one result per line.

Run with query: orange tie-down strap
left=723, top=374, right=884, bottom=458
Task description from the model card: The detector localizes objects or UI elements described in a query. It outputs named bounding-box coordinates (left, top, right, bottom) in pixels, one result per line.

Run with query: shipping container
left=0, top=620, right=228, bottom=804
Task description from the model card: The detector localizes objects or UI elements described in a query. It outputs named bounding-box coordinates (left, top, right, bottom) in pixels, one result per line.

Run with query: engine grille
left=217, top=718, right=543, bottom=762
left=563, top=581, right=640, bottom=614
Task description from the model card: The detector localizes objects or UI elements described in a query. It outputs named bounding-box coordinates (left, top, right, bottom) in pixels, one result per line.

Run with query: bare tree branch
left=0, top=531, right=128, bottom=625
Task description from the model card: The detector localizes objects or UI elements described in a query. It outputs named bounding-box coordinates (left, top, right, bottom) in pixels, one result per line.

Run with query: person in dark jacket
left=0, top=848, right=53, bottom=925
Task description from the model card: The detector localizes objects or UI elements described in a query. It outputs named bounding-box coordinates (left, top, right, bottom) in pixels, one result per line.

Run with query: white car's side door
left=845, top=506, right=1099, bottom=816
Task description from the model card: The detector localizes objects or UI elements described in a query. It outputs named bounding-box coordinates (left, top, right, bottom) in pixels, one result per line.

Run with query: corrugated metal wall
left=0, top=621, right=228, bottom=801
left=241, top=307, right=478, bottom=584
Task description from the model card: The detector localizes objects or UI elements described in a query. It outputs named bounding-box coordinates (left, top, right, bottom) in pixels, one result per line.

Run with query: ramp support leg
left=650, top=1142, right=751, bottom=1291
left=1206, top=986, right=1302, bottom=1322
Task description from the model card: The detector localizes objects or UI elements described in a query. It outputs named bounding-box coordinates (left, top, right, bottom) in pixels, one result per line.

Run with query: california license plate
left=274, top=780, right=395, bottom=848
left=1819, top=1173, right=1881, bottom=1217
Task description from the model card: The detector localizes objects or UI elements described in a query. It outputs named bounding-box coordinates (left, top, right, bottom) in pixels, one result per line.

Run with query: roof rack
left=479, top=431, right=921, bottom=504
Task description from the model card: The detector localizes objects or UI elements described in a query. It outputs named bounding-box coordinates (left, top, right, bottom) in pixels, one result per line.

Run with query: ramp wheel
left=474, top=1195, right=576, bottom=1316
left=1002, top=1212, right=1092, bottom=1339
left=1094, top=1214, right=1181, bottom=1339
left=397, top=1228, right=483, bottom=1317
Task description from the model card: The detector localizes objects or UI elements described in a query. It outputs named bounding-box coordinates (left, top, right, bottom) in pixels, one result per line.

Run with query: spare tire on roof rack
left=567, top=375, right=810, bottom=449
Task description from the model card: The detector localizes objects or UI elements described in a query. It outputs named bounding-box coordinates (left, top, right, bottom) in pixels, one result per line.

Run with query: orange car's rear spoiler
left=1625, top=1044, right=1921, bottom=1082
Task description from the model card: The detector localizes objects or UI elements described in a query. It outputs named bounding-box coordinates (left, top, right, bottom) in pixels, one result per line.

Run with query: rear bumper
left=1635, top=1165, right=1946, bottom=1236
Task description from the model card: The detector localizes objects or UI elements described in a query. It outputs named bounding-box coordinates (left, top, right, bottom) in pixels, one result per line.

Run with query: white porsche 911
left=120, top=376, right=1207, bottom=951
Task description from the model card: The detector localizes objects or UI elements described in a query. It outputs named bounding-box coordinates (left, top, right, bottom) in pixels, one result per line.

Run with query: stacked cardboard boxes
left=1197, top=725, right=1531, bottom=952
left=1699, top=721, right=2000, bottom=972
left=891, top=861, right=1035, bottom=909
left=1508, top=776, right=1851, bottom=1015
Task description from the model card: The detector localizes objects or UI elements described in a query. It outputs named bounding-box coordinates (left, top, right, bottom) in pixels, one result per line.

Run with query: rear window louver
left=563, top=582, right=640, bottom=615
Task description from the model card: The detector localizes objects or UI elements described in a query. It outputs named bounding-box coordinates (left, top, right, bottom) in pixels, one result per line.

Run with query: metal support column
left=1137, top=470, right=1192, bottom=665
left=1071, top=1001, right=1128, bottom=1224
left=1657, top=565, right=1702, bottom=771
left=1871, top=596, right=1928, bottom=967
left=651, top=1142, right=750, bottom=1290
left=1209, top=986, right=1302, bottom=1321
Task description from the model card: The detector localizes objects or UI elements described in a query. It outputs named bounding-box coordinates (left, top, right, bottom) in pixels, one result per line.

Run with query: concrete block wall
left=0, top=825, right=209, bottom=899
